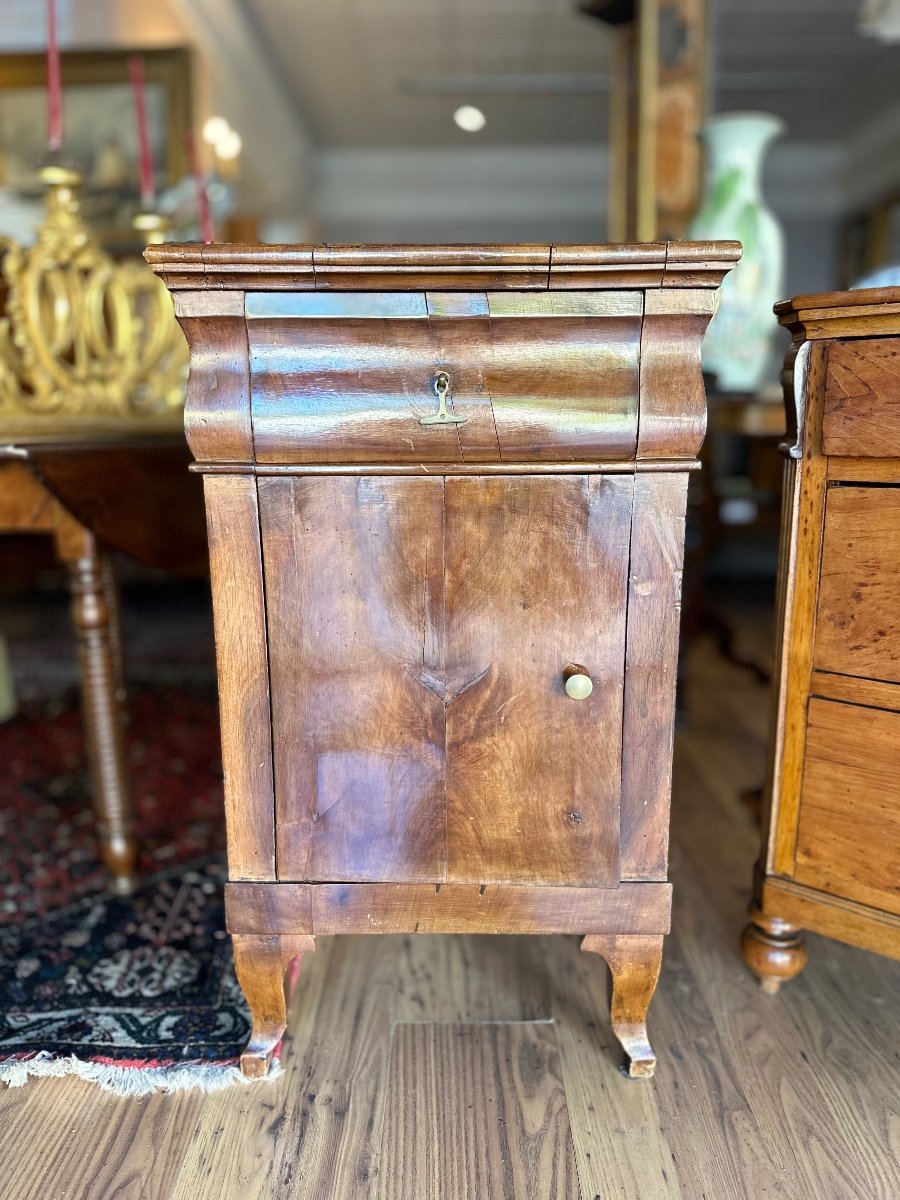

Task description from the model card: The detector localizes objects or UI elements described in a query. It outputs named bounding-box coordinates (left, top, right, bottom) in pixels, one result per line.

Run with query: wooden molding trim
left=147, top=241, right=741, bottom=292
left=225, top=880, right=673, bottom=936
left=762, top=877, right=900, bottom=962
left=189, top=459, right=702, bottom=477
left=776, top=286, right=900, bottom=340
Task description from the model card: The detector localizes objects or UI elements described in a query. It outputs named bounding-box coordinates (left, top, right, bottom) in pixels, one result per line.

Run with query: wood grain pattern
left=769, top=344, right=829, bottom=878
left=260, top=474, right=632, bottom=888
left=248, top=309, right=641, bottom=465
left=194, top=459, right=698, bottom=477
left=225, top=881, right=673, bottom=936
left=582, top=933, right=664, bottom=1077
left=777, top=286, right=900, bottom=341
left=203, top=474, right=276, bottom=878
left=747, top=293, right=900, bottom=992
left=381, top=1021, right=580, bottom=1200
left=619, top=471, right=689, bottom=880
left=312, top=243, right=552, bottom=291
left=259, top=474, right=447, bottom=883
left=794, top=698, right=900, bottom=916
left=147, top=241, right=741, bottom=293
left=5, top=635, right=900, bottom=1200
left=637, top=288, right=718, bottom=458
left=29, top=439, right=207, bottom=576
left=809, top=669, right=900, bottom=713
left=823, top=338, right=900, bottom=457
left=814, top=485, right=900, bottom=684
left=231, top=934, right=315, bottom=1076
left=444, top=475, right=632, bottom=886
left=825, top=456, right=900, bottom=484
left=149, top=241, right=736, bottom=1078
left=173, top=291, right=253, bottom=463
left=762, top=877, right=900, bottom=961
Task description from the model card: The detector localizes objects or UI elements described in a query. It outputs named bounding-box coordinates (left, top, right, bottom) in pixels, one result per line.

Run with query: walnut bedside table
left=149, top=242, right=739, bottom=1078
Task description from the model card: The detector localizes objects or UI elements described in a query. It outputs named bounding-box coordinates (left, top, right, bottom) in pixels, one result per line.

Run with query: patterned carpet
left=0, top=687, right=257, bottom=1093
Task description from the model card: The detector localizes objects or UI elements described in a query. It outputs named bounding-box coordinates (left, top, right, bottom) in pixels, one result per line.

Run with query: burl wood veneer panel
left=795, top=698, right=900, bottom=916
left=814, top=486, right=900, bottom=683
left=823, top=338, right=900, bottom=457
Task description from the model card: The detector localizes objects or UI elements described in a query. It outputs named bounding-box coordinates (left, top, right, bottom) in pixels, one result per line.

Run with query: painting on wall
left=0, top=48, right=192, bottom=247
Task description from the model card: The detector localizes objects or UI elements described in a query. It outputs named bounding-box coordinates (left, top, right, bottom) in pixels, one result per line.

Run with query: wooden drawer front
left=247, top=291, right=641, bottom=464
left=795, top=698, right=900, bottom=916
left=259, top=473, right=631, bottom=886
left=823, top=338, right=900, bottom=457
left=814, top=486, right=900, bottom=683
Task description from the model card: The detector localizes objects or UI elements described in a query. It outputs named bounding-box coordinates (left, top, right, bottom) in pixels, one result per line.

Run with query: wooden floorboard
left=1, top=632, right=899, bottom=1200
left=380, top=1021, right=579, bottom=1200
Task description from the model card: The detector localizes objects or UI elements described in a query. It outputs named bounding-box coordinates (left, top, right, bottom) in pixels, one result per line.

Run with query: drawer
left=258, top=473, right=631, bottom=886
left=247, top=290, right=641, bottom=464
left=823, top=338, right=900, bottom=457
left=795, top=698, right=900, bottom=916
left=814, top=485, right=900, bottom=683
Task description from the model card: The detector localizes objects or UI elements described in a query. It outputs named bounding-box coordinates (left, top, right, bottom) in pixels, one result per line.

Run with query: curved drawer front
left=247, top=290, right=641, bottom=464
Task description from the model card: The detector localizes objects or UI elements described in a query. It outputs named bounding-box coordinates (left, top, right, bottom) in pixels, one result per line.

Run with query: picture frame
left=0, top=47, right=193, bottom=248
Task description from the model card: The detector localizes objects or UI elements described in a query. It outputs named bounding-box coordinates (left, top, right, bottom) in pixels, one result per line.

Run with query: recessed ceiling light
left=453, top=105, right=486, bottom=133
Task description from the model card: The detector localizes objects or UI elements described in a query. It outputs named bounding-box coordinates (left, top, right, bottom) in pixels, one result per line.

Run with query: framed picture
left=0, top=47, right=192, bottom=247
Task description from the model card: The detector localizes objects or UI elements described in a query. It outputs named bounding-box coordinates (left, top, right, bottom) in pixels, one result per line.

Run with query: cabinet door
left=260, top=476, right=448, bottom=884
left=443, top=475, right=631, bottom=885
left=260, top=474, right=632, bottom=886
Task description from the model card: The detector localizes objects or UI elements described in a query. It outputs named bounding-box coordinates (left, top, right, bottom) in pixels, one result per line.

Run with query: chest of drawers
left=742, top=288, right=900, bottom=990
left=149, top=241, right=738, bottom=1078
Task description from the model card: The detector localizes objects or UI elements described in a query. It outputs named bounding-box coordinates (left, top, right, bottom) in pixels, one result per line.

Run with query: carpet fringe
left=0, top=1051, right=282, bottom=1097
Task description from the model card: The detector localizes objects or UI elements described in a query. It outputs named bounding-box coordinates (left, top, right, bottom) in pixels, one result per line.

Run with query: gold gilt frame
left=0, top=48, right=192, bottom=244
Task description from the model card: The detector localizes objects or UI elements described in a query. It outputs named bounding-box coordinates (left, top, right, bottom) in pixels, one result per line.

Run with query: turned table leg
left=582, top=933, right=664, bottom=1078
left=232, top=934, right=316, bottom=1078
left=60, top=530, right=138, bottom=895
left=100, top=554, right=127, bottom=711
left=741, top=904, right=808, bottom=993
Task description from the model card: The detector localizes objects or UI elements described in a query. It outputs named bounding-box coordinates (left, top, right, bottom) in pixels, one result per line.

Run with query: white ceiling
left=244, top=0, right=900, bottom=147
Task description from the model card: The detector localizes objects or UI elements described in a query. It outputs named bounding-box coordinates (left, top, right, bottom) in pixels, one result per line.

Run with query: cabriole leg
left=232, top=933, right=316, bottom=1077
left=582, top=933, right=664, bottom=1079
left=741, top=904, right=808, bottom=994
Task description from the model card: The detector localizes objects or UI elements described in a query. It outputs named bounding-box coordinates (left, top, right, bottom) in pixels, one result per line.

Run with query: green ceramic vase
left=688, top=111, right=785, bottom=393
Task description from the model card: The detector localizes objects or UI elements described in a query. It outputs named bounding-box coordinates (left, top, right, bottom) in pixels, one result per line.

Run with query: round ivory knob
left=563, top=665, right=593, bottom=700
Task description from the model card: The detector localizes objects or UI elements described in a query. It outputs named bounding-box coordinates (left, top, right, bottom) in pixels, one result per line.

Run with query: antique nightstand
left=741, top=287, right=900, bottom=990
left=149, top=241, right=738, bottom=1078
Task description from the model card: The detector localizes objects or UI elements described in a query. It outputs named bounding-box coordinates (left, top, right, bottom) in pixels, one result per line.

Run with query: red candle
left=128, top=55, right=154, bottom=205
left=46, top=0, right=62, bottom=151
left=184, top=130, right=215, bottom=244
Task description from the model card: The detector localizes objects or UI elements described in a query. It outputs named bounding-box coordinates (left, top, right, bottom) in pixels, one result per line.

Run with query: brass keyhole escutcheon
left=420, top=371, right=467, bottom=426
left=563, top=664, right=593, bottom=700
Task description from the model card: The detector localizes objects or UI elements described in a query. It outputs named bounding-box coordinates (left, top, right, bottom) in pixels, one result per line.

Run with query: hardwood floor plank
left=379, top=1022, right=579, bottom=1200
left=2, top=628, right=899, bottom=1200
left=390, top=933, right=553, bottom=1024
left=0, top=1083, right=202, bottom=1200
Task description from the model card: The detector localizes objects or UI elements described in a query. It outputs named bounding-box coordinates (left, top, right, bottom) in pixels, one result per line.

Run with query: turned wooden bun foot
left=741, top=905, right=808, bottom=993
left=582, top=933, right=663, bottom=1080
